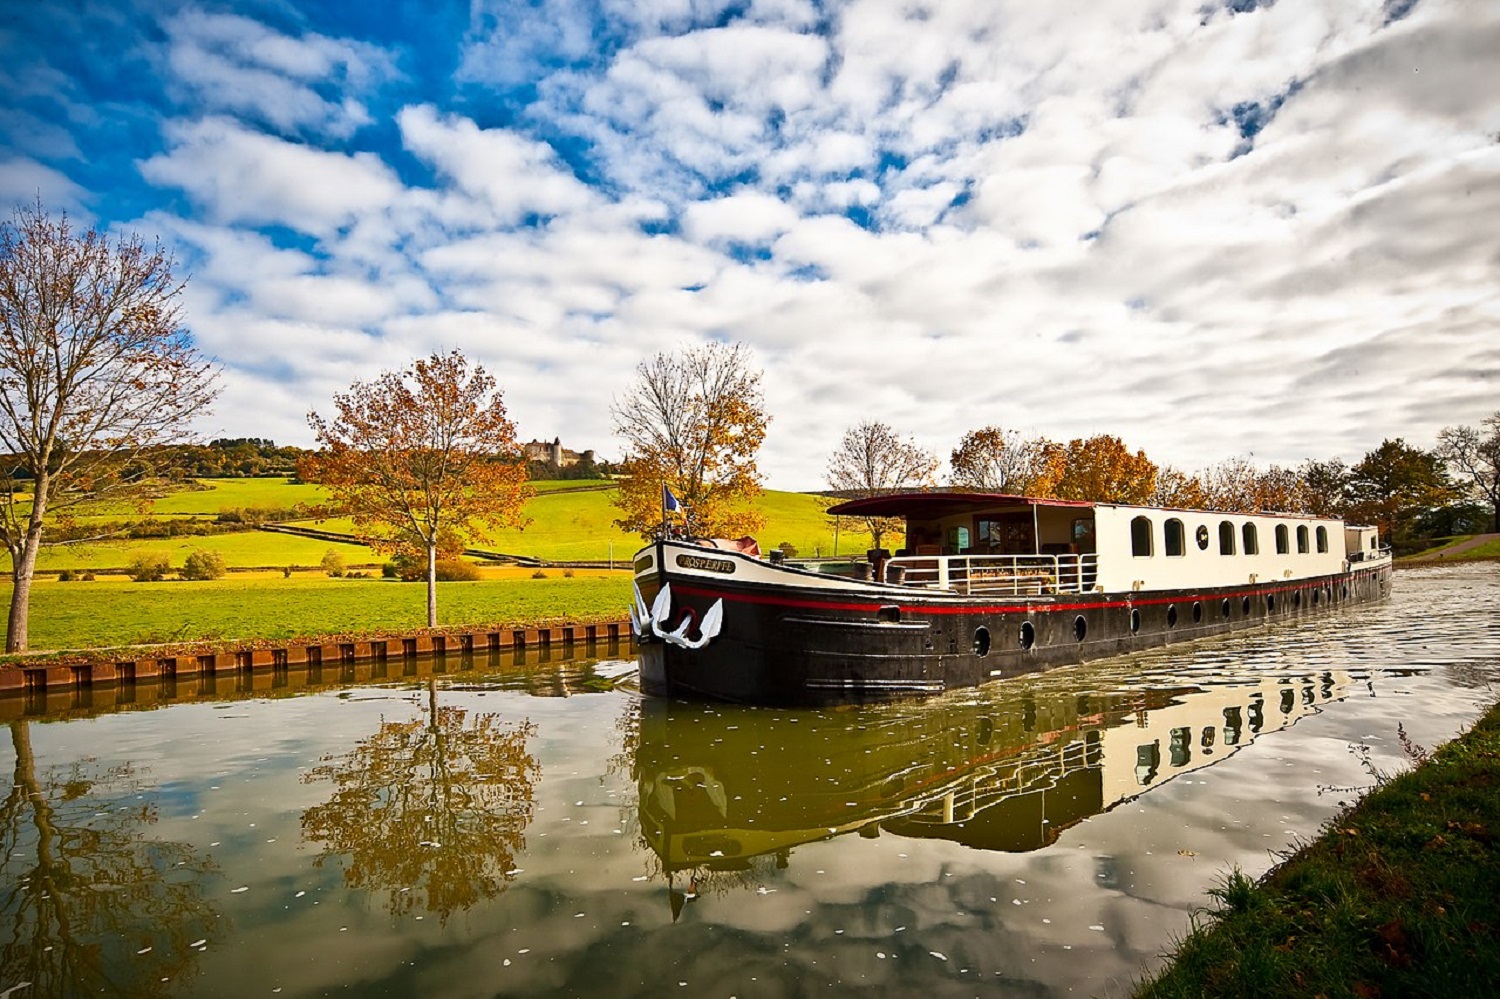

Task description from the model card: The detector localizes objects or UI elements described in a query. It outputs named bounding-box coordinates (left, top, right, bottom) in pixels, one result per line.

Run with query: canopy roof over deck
left=826, top=491, right=1094, bottom=520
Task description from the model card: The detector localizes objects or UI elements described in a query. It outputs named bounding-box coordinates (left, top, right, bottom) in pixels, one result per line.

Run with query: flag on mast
left=662, top=484, right=681, bottom=513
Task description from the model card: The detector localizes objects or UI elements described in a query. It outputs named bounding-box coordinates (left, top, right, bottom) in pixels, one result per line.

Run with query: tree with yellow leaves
left=949, top=425, right=1063, bottom=495
left=611, top=342, right=768, bottom=541
left=302, top=350, right=530, bottom=628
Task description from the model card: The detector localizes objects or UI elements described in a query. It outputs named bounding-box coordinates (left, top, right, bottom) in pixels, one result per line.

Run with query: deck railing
left=882, top=553, right=1099, bottom=595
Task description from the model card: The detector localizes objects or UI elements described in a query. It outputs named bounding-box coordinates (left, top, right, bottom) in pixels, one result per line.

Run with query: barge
left=630, top=491, right=1392, bottom=705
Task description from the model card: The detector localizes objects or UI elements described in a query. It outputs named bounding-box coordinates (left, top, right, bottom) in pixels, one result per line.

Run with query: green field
left=1, top=478, right=886, bottom=652
left=10, top=573, right=632, bottom=651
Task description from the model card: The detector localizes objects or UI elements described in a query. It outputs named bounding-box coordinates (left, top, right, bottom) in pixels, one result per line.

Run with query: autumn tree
left=1345, top=438, right=1456, bottom=544
left=302, top=350, right=530, bottom=628
left=1437, top=413, right=1500, bottom=532
left=1298, top=457, right=1350, bottom=519
left=0, top=202, right=218, bottom=652
left=1048, top=435, right=1157, bottom=504
left=827, top=420, right=939, bottom=550
left=301, top=681, right=539, bottom=923
left=1150, top=465, right=1208, bottom=509
left=949, top=425, right=1062, bottom=494
left=610, top=341, right=768, bottom=540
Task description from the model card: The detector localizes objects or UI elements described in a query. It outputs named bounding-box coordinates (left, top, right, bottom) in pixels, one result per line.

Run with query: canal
left=2, top=562, right=1496, bottom=997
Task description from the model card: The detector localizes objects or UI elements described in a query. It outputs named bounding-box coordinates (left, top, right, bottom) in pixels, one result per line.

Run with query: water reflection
left=634, top=665, right=1349, bottom=909
left=0, top=720, right=219, bottom=996
left=300, top=678, right=539, bottom=922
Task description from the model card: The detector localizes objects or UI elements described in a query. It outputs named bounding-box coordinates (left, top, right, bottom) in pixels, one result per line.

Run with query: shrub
left=381, top=561, right=400, bottom=579
left=283, top=566, right=293, bottom=578
left=531, top=569, right=548, bottom=579
left=562, top=568, right=575, bottom=578
left=181, top=549, right=227, bottom=581
left=81, top=572, right=96, bottom=581
left=127, top=552, right=171, bottom=582
left=58, top=569, right=75, bottom=582
left=435, top=559, right=480, bottom=582
left=320, top=549, right=347, bottom=577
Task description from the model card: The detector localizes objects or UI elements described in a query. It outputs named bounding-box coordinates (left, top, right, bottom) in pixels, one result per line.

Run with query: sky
left=1, top=0, right=1496, bottom=490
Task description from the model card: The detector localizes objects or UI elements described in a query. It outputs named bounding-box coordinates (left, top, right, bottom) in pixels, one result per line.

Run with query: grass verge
left=1135, top=703, right=1500, bottom=998
left=7, top=572, right=632, bottom=652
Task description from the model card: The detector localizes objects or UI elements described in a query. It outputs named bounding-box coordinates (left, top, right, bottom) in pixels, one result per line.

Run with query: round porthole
left=1195, top=525, right=1210, bottom=550
left=1166, top=604, right=1178, bottom=628
left=1267, top=593, right=1276, bottom=613
left=974, top=626, right=991, bottom=657
left=1221, top=598, right=1231, bottom=619
left=1130, top=608, right=1141, bottom=634
left=1241, top=596, right=1251, bottom=616
left=1192, top=601, right=1203, bottom=624
left=1019, top=621, right=1036, bottom=650
left=1073, top=615, right=1088, bottom=642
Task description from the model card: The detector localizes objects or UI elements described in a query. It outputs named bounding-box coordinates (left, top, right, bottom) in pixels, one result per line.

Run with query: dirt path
left=1404, top=533, right=1500, bottom=562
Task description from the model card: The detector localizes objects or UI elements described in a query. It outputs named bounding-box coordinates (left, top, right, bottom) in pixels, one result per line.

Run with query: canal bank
left=1136, top=696, right=1500, bottom=998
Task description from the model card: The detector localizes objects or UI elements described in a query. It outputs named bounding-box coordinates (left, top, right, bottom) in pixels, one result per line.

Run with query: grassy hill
left=16, top=478, right=883, bottom=572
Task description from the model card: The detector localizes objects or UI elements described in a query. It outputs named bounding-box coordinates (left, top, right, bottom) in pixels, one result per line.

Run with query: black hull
left=638, top=560, right=1393, bottom=706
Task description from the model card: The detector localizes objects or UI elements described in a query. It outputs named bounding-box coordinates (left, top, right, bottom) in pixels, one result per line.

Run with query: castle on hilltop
left=523, top=436, right=594, bottom=468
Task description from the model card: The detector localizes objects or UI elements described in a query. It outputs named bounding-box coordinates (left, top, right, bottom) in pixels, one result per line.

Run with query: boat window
left=1275, top=524, right=1290, bottom=554
left=1316, top=526, right=1329, bottom=553
left=1131, top=516, right=1153, bottom=556
left=1164, top=518, right=1185, bottom=557
left=1297, top=525, right=1310, bottom=554
left=1242, top=523, right=1259, bottom=555
left=1218, top=521, right=1236, bottom=555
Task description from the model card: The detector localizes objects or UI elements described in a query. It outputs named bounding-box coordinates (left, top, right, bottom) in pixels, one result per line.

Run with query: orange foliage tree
left=0, top=202, right=219, bottom=652
left=302, top=350, right=530, bottom=628
left=610, top=342, right=768, bottom=540
left=1150, top=465, right=1208, bottom=509
left=949, top=425, right=1063, bottom=495
left=1048, top=435, right=1158, bottom=503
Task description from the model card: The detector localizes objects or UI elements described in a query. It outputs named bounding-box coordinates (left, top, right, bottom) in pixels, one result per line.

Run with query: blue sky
left=2, top=0, right=1496, bottom=488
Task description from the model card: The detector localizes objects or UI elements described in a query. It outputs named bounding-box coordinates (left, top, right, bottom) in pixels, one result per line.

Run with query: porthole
left=1195, top=524, right=1210, bottom=550
left=1166, top=604, right=1178, bottom=628
left=974, top=626, right=991, bottom=657
left=1221, top=597, right=1231, bottom=619
left=1073, top=615, right=1088, bottom=642
left=1312, top=588, right=1321, bottom=606
left=1130, top=608, right=1141, bottom=634
left=1192, top=601, right=1203, bottom=624
left=1241, top=595, right=1251, bottom=616
left=1019, top=621, right=1036, bottom=650
left=1267, top=593, right=1276, bottom=613
left=1293, top=590, right=1302, bottom=609
left=1342, top=584, right=1349, bottom=600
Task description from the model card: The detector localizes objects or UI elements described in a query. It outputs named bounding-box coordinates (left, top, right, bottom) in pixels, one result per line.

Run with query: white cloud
left=161, top=9, right=393, bottom=138
left=141, top=117, right=405, bottom=236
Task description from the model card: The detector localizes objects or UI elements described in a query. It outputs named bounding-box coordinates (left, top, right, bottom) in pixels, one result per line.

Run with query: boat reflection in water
left=636, top=660, right=1350, bottom=908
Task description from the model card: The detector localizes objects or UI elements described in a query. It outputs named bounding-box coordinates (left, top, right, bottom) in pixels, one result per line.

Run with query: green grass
left=10, top=573, right=632, bottom=651
left=30, top=530, right=379, bottom=573
left=1135, top=704, right=1500, bottom=998
left=1402, top=535, right=1500, bottom=560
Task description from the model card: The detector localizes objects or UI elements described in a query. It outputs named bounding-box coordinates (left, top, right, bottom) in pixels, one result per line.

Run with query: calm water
left=3, top=563, right=1497, bottom=998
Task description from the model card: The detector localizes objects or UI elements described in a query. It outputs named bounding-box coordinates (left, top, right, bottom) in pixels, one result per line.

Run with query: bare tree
left=302, top=350, right=530, bottom=628
left=1437, top=413, right=1500, bottom=533
left=610, top=341, right=768, bottom=540
left=0, top=201, right=218, bottom=652
left=827, top=420, right=938, bottom=550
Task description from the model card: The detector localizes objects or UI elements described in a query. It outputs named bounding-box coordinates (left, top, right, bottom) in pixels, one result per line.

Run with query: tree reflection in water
left=300, top=678, right=539, bottom=922
left=0, top=720, right=219, bottom=997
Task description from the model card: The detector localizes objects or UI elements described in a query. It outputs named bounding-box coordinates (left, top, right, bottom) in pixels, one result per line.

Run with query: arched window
left=1297, top=525, right=1310, bottom=553
left=1164, top=518, right=1185, bottom=557
left=1131, top=516, right=1153, bottom=557
left=1275, top=524, right=1290, bottom=554
left=1316, top=526, right=1329, bottom=553
left=1218, top=521, right=1236, bottom=555
left=1242, top=523, right=1259, bottom=555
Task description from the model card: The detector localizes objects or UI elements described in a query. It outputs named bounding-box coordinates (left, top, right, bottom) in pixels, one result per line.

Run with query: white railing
left=882, top=553, right=1099, bottom=595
